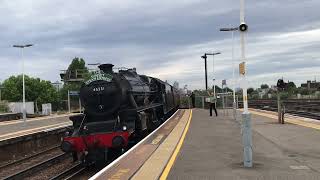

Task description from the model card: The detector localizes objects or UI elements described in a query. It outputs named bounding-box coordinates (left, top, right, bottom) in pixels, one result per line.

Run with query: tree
left=287, top=81, right=296, bottom=89
left=1, top=75, right=60, bottom=111
left=247, top=88, right=254, bottom=94
left=60, top=57, right=89, bottom=99
left=260, top=84, right=269, bottom=89
left=67, top=57, right=88, bottom=72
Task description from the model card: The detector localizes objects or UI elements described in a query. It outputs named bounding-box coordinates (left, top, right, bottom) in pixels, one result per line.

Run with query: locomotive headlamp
left=239, top=23, right=248, bottom=32
left=122, top=125, right=127, bottom=131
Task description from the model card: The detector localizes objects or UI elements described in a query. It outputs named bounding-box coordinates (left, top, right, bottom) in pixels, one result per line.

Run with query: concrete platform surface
left=0, top=114, right=77, bottom=141
left=168, top=109, right=320, bottom=180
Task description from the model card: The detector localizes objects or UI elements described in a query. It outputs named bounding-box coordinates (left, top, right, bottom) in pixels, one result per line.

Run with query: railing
left=181, top=95, right=238, bottom=109
left=60, top=69, right=89, bottom=82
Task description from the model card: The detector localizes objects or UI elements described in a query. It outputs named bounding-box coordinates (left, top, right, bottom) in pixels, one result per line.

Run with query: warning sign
left=239, top=62, right=246, bottom=75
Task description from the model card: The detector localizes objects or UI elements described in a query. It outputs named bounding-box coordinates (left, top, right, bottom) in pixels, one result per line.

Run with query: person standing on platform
left=190, top=92, right=195, bottom=108
left=208, top=91, right=218, bottom=117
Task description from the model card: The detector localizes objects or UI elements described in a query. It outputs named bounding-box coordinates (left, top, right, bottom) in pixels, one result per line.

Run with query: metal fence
left=0, top=101, right=9, bottom=113
left=192, top=95, right=238, bottom=109
left=180, top=95, right=191, bottom=109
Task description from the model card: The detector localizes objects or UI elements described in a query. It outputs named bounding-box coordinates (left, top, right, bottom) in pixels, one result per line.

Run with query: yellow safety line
left=159, top=109, right=193, bottom=180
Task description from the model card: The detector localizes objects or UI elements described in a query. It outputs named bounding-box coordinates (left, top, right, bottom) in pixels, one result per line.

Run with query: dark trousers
left=210, top=103, right=218, bottom=116
left=192, top=99, right=195, bottom=108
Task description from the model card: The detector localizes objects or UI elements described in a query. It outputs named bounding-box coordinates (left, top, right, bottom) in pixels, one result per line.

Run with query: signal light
left=239, top=23, right=248, bottom=32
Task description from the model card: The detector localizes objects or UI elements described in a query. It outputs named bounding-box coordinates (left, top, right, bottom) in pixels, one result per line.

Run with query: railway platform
left=91, top=108, right=320, bottom=180
left=165, top=109, right=320, bottom=180
left=0, top=113, right=77, bottom=141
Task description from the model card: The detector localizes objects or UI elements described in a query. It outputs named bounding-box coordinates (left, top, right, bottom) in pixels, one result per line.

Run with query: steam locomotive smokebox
left=99, top=64, right=114, bottom=73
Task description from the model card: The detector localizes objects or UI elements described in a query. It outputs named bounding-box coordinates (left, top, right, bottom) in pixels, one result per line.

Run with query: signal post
left=239, top=0, right=252, bottom=168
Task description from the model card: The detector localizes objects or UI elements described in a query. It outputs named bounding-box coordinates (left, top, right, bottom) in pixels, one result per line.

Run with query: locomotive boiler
left=61, top=64, right=180, bottom=165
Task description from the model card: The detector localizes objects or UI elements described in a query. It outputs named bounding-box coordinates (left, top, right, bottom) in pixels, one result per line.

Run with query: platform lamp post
left=220, top=27, right=239, bottom=121
left=205, top=52, right=221, bottom=98
left=13, top=44, right=33, bottom=125
left=239, top=0, right=252, bottom=168
left=201, top=54, right=208, bottom=90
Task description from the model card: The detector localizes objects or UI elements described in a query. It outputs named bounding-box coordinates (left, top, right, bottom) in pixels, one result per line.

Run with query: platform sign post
left=222, top=80, right=226, bottom=115
left=68, top=90, right=71, bottom=113
left=68, top=91, right=80, bottom=113
left=239, top=0, right=252, bottom=168
left=79, top=98, right=82, bottom=113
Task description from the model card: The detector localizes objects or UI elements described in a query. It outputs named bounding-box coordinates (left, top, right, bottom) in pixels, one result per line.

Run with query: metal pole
left=213, top=55, right=216, bottom=98
left=232, top=31, right=237, bottom=120
left=225, top=84, right=228, bottom=116
left=237, top=95, right=239, bottom=108
left=277, top=91, right=281, bottom=123
left=240, top=0, right=252, bottom=168
left=205, top=58, right=208, bottom=90
left=222, top=84, right=225, bottom=115
left=202, top=96, right=205, bottom=109
left=22, top=48, right=26, bottom=125
left=79, top=97, right=81, bottom=113
left=68, top=90, right=71, bottom=113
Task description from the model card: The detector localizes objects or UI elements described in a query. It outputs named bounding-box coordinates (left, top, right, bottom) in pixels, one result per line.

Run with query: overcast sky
left=0, top=0, right=319, bottom=90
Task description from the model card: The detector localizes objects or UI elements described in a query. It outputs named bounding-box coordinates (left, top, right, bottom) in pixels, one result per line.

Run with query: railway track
left=0, top=145, right=61, bottom=170
left=2, top=152, right=70, bottom=179
left=239, top=99, right=320, bottom=120
left=1, top=145, right=102, bottom=180
left=49, top=162, right=85, bottom=180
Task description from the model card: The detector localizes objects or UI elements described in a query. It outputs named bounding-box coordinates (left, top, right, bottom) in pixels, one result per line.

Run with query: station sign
left=239, top=62, right=246, bottom=75
left=69, top=91, right=80, bottom=96
left=222, top=79, right=226, bottom=86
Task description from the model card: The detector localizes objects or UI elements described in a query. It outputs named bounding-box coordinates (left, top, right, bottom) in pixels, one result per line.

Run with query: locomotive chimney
left=99, top=64, right=114, bottom=73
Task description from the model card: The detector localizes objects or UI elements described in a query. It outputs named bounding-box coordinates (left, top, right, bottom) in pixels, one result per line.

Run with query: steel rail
left=3, top=153, right=70, bottom=180
left=49, top=162, right=86, bottom=180
left=0, top=145, right=61, bottom=170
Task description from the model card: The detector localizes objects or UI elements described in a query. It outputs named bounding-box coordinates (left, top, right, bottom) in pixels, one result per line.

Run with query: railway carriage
left=61, top=64, right=180, bottom=165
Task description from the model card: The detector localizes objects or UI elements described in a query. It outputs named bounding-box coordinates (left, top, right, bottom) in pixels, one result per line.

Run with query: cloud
left=0, top=0, right=320, bottom=91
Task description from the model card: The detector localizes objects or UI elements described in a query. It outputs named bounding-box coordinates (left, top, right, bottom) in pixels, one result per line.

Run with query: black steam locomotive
left=61, top=64, right=180, bottom=164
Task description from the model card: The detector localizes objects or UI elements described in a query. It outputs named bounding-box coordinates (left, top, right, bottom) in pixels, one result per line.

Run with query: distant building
left=270, top=85, right=277, bottom=91
left=301, top=80, right=320, bottom=90
left=51, top=81, right=63, bottom=91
